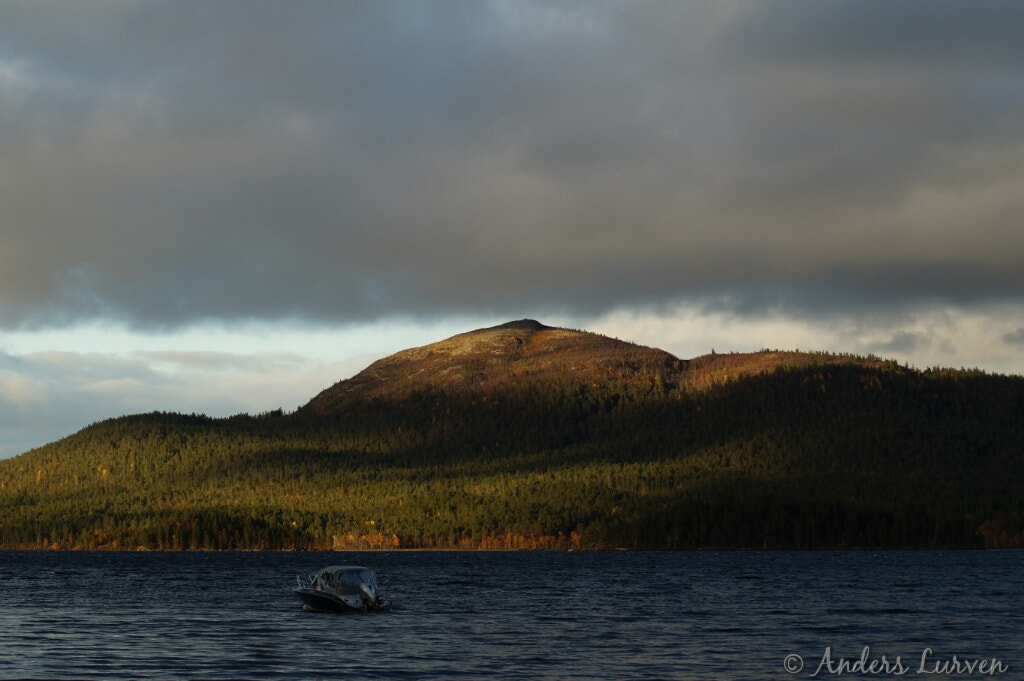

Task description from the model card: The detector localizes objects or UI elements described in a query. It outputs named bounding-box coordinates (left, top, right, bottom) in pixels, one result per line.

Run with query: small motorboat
left=294, top=565, right=390, bottom=613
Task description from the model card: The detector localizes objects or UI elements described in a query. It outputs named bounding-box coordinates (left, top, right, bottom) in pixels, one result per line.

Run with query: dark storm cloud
left=719, top=1, right=1024, bottom=68
left=2, top=1, right=1023, bottom=330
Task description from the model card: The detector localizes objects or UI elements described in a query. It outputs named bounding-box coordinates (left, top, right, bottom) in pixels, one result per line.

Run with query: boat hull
left=293, top=587, right=368, bottom=613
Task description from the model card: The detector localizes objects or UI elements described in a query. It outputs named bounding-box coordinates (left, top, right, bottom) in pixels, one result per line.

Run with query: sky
left=3, top=1, right=1024, bottom=458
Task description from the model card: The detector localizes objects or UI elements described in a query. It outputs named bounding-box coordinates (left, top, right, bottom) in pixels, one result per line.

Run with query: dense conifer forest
left=1, top=321, right=1022, bottom=551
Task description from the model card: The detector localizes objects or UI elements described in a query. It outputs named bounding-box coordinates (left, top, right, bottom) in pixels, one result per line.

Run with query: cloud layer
left=3, top=2, right=1024, bottom=457
left=3, top=1, right=1023, bottom=331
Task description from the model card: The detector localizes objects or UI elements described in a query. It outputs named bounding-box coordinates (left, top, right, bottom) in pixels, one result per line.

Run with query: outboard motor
left=359, top=582, right=376, bottom=609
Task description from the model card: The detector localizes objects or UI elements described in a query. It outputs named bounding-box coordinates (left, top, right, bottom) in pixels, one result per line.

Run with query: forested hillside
left=2, top=320, right=1022, bottom=551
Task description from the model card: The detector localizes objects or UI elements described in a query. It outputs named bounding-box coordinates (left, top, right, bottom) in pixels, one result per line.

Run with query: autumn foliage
left=1, top=321, right=1022, bottom=551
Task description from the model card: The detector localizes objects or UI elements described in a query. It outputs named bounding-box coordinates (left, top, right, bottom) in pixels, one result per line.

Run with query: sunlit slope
left=303, top=319, right=896, bottom=412
left=2, top=320, right=1022, bottom=550
left=302, top=319, right=685, bottom=412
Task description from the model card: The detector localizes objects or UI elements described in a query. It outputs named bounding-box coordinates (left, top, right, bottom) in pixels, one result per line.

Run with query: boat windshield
left=312, top=566, right=376, bottom=591
left=341, top=569, right=375, bottom=588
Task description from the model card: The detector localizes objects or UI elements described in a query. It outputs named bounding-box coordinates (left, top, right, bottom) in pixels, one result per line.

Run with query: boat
left=293, top=565, right=391, bottom=613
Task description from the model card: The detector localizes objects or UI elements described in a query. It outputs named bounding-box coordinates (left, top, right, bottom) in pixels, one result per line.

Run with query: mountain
left=304, top=318, right=893, bottom=411
left=303, top=319, right=683, bottom=412
left=1, top=320, right=1023, bottom=551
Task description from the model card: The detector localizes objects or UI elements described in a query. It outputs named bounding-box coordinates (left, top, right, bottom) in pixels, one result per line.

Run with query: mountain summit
left=302, top=319, right=683, bottom=414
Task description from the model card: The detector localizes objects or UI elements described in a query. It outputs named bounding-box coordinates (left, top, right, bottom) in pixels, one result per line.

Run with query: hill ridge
left=2, top=318, right=1022, bottom=551
left=302, top=319, right=904, bottom=415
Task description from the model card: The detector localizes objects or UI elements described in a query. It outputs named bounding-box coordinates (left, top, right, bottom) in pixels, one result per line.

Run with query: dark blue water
left=0, top=550, right=1020, bottom=680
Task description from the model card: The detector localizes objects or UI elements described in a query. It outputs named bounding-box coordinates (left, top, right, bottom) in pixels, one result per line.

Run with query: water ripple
left=0, top=550, right=1021, bottom=679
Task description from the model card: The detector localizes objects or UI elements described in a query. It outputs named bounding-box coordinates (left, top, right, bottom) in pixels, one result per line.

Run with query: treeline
left=1, top=360, right=1022, bottom=550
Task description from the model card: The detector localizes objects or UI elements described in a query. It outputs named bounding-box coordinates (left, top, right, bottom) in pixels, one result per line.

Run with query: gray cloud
left=871, top=330, right=925, bottom=356
left=1004, top=328, right=1024, bottom=347
left=2, top=0, right=1024, bottom=331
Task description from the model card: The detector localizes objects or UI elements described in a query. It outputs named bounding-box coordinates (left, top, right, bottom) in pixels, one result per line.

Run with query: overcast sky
left=3, top=1, right=1024, bottom=458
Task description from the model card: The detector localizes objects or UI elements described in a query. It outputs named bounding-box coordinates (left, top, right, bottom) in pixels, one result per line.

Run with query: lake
left=0, top=550, right=1020, bottom=680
